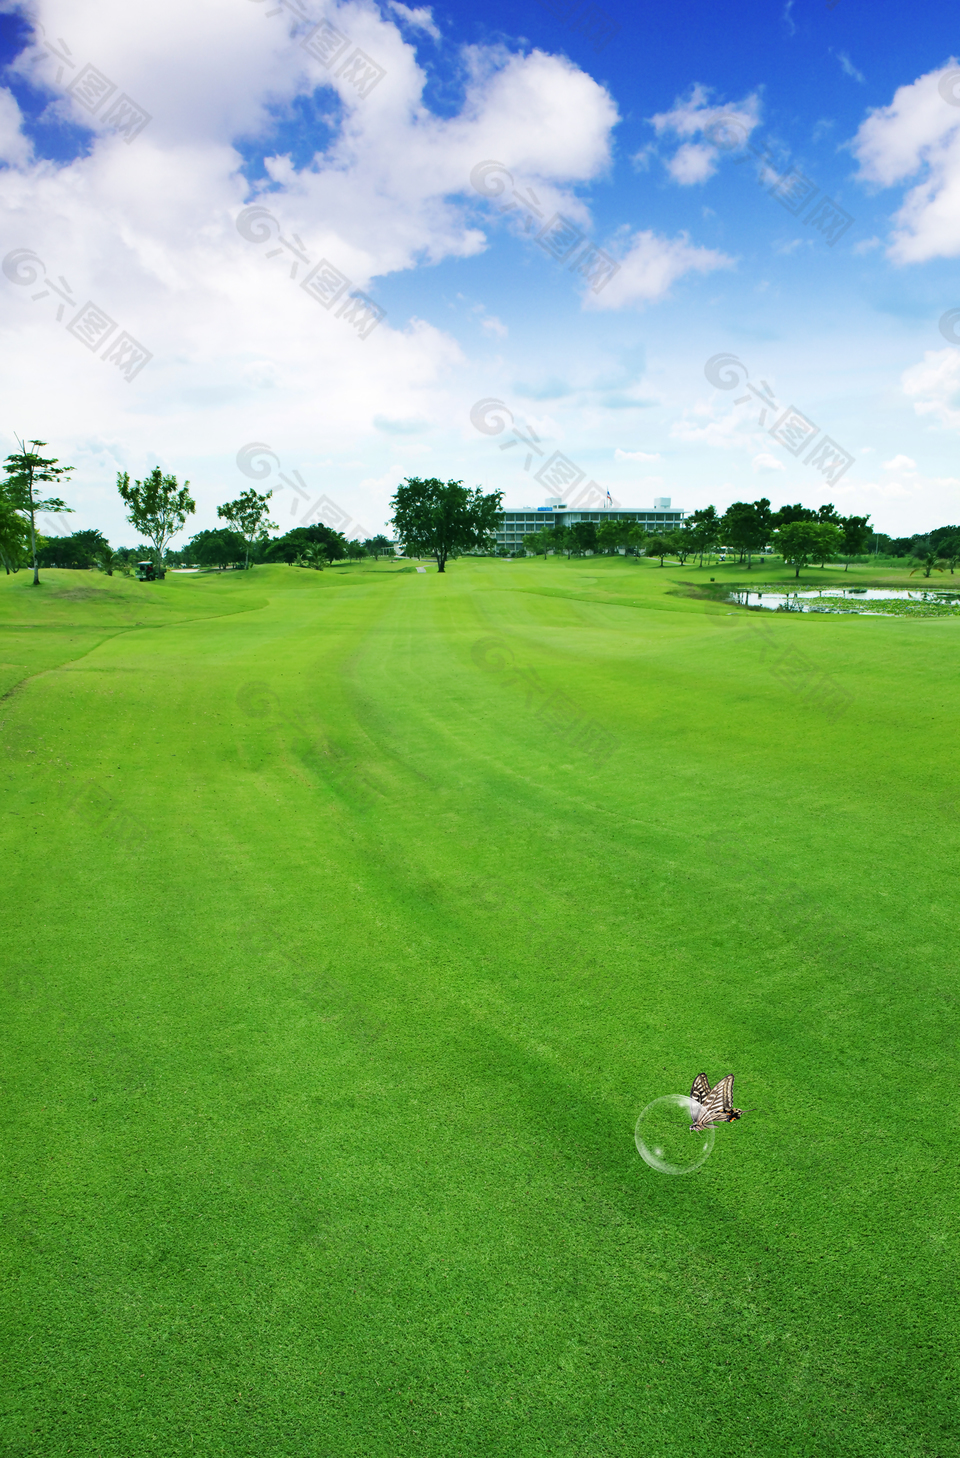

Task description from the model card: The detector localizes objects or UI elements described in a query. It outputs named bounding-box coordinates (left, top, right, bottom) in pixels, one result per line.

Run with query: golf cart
left=135, top=560, right=165, bottom=581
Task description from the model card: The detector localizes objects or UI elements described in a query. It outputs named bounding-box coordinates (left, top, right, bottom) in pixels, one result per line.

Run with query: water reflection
left=727, top=586, right=960, bottom=614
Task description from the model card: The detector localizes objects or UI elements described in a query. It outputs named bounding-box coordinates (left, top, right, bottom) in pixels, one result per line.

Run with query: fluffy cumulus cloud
left=852, top=62, right=960, bottom=262
left=587, top=230, right=732, bottom=310
left=646, top=84, right=761, bottom=186
left=0, top=86, right=31, bottom=165
left=901, top=349, right=960, bottom=430
left=0, top=0, right=628, bottom=537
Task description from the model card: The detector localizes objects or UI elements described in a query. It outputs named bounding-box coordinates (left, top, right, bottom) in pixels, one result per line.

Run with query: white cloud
left=667, top=143, right=717, bottom=185
left=614, top=448, right=660, bottom=461
left=901, top=349, right=960, bottom=429
left=0, top=2, right=623, bottom=538
left=387, top=3, right=441, bottom=40
left=0, top=87, right=31, bottom=166
left=852, top=62, right=960, bottom=262
left=647, top=85, right=761, bottom=186
left=752, top=452, right=786, bottom=473
left=481, top=314, right=508, bottom=338
left=883, top=453, right=917, bottom=471
left=587, top=230, right=733, bottom=310
left=835, top=51, right=866, bottom=85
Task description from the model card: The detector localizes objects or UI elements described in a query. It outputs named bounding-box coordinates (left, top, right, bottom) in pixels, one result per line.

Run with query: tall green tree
left=645, top=535, right=672, bottom=566
left=721, top=498, right=771, bottom=567
left=363, top=535, right=394, bottom=560
left=0, top=497, right=32, bottom=574
left=2, top=438, right=74, bottom=585
left=670, top=523, right=698, bottom=566
left=188, top=528, right=246, bottom=569
left=523, top=526, right=555, bottom=558
left=773, top=521, right=841, bottom=578
left=815, top=522, right=843, bottom=568
left=772, top=503, right=817, bottom=529
left=689, top=506, right=720, bottom=566
left=390, top=478, right=503, bottom=573
left=38, top=529, right=110, bottom=569
left=570, top=520, right=598, bottom=555
left=216, top=488, right=277, bottom=569
left=117, top=468, right=195, bottom=574
left=938, top=533, right=960, bottom=574
left=840, top=514, right=872, bottom=571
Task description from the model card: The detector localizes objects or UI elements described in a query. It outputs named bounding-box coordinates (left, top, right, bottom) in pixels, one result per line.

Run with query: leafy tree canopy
left=2, top=438, right=74, bottom=585
left=188, top=527, right=247, bottom=568
left=390, top=477, right=503, bottom=573
left=37, top=529, right=110, bottom=569
left=118, top=468, right=195, bottom=572
left=216, top=488, right=277, bottom=569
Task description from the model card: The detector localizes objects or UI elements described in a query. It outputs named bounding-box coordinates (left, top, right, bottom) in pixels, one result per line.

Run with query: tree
left=216, top=488, right=277, bottom=570
left=645, top=535, right=672, bottom=566
left=117, top=468, right=195, bottom=574
left=2, top=438, right=74, bottom=586
left=623, top=523, right=648, bottom=557
left=839, top=514, right=872, bottom=570
left=597, top=519, right=627, bottom=555
left=910, top=548, right=946, bottom=580
left=345, top=539, right=366, bottom=564
left=721, top=498, right=771, bottom=568
left=772, top=503, right=817, bottom=529
left=363, top=535, right=394, bottom=560
left=38, top=529, right=110, bottom=569
left=814, top=522, right=843, bottom=568
left=552, top=524, right=574, bottom=558
left=94, top=543, right=120, bottom=576
left=0, top=498, right=32, bottom=574
left=188, top=527, right=246, bottom=569
left=570, top=520, right=598, bottom=555
left=670, top=524, right=697, bottom=566
left=264, top=525, right=342, bottom=564
left=321, top=530, right=348, bottom=564
left=523, top=527, right=555, bottom=558
left=773, top=520, right=841, bottom=578
left=689, top=506, right=720, bottom=566
left=938, top=533, right=960, bottom=575
left=390, top=478, right=503, bottom=573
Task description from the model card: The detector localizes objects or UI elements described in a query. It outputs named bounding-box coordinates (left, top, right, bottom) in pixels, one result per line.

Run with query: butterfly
left=689, top=1073, right=743, bottom=1132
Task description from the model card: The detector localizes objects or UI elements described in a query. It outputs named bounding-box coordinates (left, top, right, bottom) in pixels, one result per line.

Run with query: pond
left=726, top=586, right=960, bottom=616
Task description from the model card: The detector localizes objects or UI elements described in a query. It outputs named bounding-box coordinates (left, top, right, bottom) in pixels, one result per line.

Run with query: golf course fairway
left=1, top=557, right=956, bottom=1456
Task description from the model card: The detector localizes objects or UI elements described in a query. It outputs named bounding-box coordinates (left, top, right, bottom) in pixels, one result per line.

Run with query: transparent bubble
left=635, top=1094, right=715, bottom=1175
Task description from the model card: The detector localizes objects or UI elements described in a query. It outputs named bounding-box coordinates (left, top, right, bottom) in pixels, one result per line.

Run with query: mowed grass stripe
left=0, top=559, right=956, bottom=1456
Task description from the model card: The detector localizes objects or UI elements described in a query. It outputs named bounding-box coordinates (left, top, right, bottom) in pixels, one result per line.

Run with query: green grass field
left=1, top=555, right=956, bottom=1456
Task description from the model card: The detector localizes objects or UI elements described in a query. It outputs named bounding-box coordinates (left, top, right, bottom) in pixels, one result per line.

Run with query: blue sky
left=1, top=0, right=959, bottom=543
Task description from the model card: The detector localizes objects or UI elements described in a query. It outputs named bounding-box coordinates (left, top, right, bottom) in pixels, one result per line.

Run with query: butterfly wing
left=715, top=1074, right=735, bottom=1113
left=693, top=1075, right=735, bottom=1128
left=690, top=1072, right=711, bottom=1105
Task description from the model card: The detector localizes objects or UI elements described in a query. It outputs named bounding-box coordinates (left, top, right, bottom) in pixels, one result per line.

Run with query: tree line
left=0, top=442, right=394, bottom=581
left=3, top=447, right=957, bottom=584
